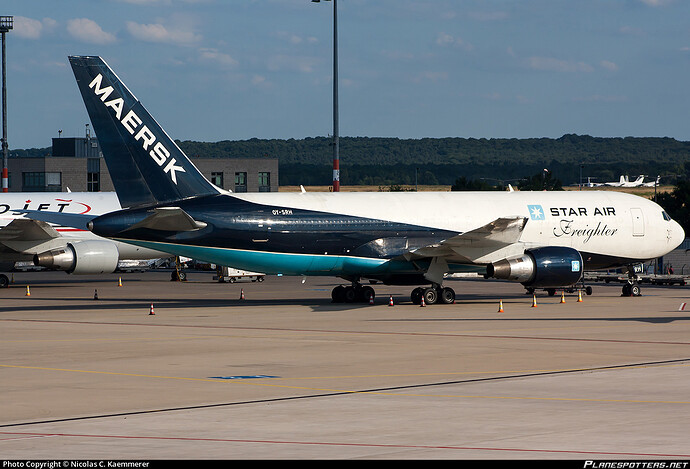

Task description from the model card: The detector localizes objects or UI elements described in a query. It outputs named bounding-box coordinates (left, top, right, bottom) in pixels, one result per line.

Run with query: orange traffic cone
left=497, top=300, right=504, bottom=313
left=118, top=277, right=123, bottom=287
left=149, top=303, right=155, bottom=315
left=560, top=291, right=566, bottom=303
left=388, top=295, right=394, bottom=306
left=25, top=285, right=30, bottom=297
left=577, top=290, right=583, bottom=302
left=369, top=295, right=374, bottom=305
left=531, top=294, right=538, bottom=307
left=420, top=295, right=426, bottom=307
left=240, top=289, right=245, bottom=300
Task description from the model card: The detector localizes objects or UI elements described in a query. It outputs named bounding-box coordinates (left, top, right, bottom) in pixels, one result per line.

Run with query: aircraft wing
left=401, top=216, right=528, bottom=264
left=0, top=218, right=61, bottom=242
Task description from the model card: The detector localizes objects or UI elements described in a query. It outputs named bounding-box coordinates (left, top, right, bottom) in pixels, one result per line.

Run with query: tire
left=631, top=284, right=641, bottom=297
left=439, top=287, right=455, bottom=304
left=422, top=287, right=438, bottom=305
left=361, top=286, right=375, bottom=303
left=410, top=287, right=423, bottom=305
left=343, top=286, right=357, bottom=303
left=0, top=274, right=8, bottom=288
left=331, top=285, right=345, bottom=303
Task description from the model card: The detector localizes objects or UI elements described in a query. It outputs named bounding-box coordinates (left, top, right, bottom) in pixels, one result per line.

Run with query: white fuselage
left=234, top=190, right=684, bottom=265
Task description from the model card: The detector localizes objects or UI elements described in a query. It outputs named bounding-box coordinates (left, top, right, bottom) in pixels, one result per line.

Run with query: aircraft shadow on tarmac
left=2, top=294, right=689, bottom=323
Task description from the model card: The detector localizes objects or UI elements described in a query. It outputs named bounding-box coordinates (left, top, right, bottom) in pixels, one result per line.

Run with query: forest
left=174, top=134, right=690, bottom=187
left=13, top=133, right=690, bottom=187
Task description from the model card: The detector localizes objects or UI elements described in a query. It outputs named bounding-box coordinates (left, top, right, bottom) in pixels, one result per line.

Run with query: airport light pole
left=312, top=0, right=340, bottom=191
left=0, top=16, right=12, bottom=193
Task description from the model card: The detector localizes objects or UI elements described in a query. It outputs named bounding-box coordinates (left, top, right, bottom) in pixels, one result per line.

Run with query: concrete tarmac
left=1, top=270, right=689, bottom=460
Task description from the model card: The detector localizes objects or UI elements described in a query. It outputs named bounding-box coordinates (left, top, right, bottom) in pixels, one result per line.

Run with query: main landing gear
left=331, top=283, right=457, bottom=305
left=410, top=285, right=456, bottom=305
left=331, top=284, right=375, bottom=303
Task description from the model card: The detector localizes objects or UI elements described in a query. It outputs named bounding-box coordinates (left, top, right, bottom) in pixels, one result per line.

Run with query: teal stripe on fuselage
left=118, top=239, right=411, bottom=276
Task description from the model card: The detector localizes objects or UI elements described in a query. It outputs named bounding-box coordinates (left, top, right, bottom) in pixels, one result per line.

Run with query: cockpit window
left=662, top=211, right=671, bottom=221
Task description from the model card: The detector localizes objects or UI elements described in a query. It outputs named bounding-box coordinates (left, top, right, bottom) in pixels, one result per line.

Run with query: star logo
left=528, top=205, right=545, bottom=220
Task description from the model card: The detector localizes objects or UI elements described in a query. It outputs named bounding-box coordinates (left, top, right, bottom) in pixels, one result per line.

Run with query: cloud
left=436, top=32, right=474, bottom=51
left=527, top=56, right=594, bottom=73
left=600, top=60, right=619, bottom=71
left=67, top=18, right=117, bottom=45
left=638, top=0, right=675, bottom=6
left=126, top=21, right=201, bottom=45
left=198, top=48, right=238, bottom=68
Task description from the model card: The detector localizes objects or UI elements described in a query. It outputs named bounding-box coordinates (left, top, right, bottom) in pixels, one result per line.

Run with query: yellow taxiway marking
left=1, top=363, right=688, bottom=405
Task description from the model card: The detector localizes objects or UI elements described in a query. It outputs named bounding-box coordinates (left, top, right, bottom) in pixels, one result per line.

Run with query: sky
left=2, top=0, right=690, bottom=150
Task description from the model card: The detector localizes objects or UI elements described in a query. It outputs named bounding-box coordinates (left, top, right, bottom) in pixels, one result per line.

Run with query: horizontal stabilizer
left=124, top=207, right=207, bottom=232
left=16, top=210, right=96, bottom=231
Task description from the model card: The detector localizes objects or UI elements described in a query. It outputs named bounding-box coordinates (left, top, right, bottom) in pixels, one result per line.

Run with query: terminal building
left=6, top=134, right=279, bottom=193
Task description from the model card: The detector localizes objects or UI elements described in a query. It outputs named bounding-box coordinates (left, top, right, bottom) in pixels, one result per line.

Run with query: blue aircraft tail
left=69, top=56, right=219, bottom=208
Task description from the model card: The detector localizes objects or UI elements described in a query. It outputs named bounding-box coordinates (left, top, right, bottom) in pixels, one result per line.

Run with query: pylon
left=118, top=277, right=123, bottom=287
left=577, top=290, right=583, bottom=302
left=498, top=300, right=504, bottom=313
left=531, top=294, right=538, bottom=307
left=93, top=289, right=99, bottom=300
left=240, top=289, right=245, bottom=300
left=149, top=303, right=155, bottom=315
left=369, top=295, right=374, bottom=305
left=388, top=295, right=394, bottom=306
left=25, top=285, right=30, bottom=296
left=420, top=295, right=426, bottom=307
left=560, top=290, right=566, bottom=303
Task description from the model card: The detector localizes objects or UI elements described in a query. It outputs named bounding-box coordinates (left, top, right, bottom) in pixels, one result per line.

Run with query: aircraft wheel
left=410, top=287, right=423, bottom=305
left=585, top=286, right=593, bottom=295
left=631, top=284, right=641, bottom=297
left=361, top=285, right=375, bottom=303
left=331, top=285, right=345, bottom=303
left=0, top=274, right=8, bottom=288
left=547, top=288, right=556, bottom=296
left=422, top=287, right=438, bottom=305
left=439, top=287, right=455, bottom=304
left=343, top=286, right=358, bottom=303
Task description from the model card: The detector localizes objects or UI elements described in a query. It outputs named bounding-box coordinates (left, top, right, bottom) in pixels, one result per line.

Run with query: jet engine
left=487, top=246, right=583, bottom=288
left=33, top=240, right=119, bottom=275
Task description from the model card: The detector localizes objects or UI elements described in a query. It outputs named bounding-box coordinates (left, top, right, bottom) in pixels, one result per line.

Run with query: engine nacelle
left=487, top=246, right=583, bottom=288
left=34, top=240, right=119, bottom=275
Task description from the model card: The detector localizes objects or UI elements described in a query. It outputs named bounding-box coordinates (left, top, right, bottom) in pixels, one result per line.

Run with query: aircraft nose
left=672, top=220, right=685, bottom=248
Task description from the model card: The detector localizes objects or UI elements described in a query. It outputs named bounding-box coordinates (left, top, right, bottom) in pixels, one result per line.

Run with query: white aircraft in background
left=642, top=176, right=661, bottom=188
left=605, top=175, right=645, bottom=188
left=0, top=192, right=167, bottom=287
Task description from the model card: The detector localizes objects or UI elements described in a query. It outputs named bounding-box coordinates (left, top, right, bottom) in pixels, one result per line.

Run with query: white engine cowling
left=33, top=240, right=119, bottom=274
